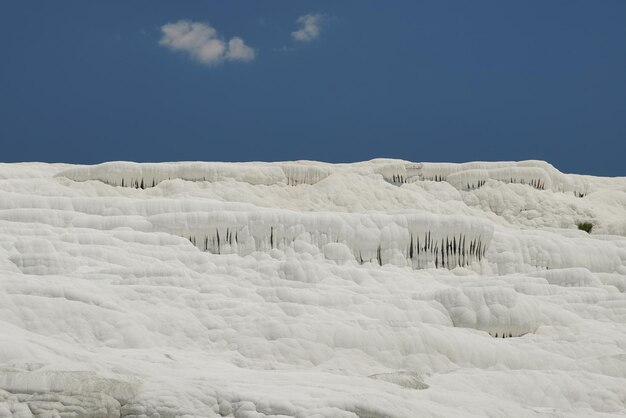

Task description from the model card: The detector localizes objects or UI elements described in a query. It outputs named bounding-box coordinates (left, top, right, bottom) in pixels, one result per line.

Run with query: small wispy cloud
left=273, top=45, right=297, bottom=53
left=292, top=14, right=326, bottom=42
left=159, top=20, right=255, bottom=66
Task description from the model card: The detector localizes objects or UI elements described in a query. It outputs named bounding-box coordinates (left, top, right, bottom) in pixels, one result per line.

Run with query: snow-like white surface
left=1, top=159, right=625, bottom=417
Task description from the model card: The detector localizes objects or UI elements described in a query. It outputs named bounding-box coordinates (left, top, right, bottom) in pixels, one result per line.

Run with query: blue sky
left=1, top=1, right=625, bottom=175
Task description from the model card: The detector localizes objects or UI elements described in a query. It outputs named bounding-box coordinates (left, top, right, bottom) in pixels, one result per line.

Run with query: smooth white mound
left=0, top=159, right=625, bottom=418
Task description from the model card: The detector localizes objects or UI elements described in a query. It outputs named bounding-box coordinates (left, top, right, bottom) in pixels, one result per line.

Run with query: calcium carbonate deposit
left=1, top=159, right=625, bottom=417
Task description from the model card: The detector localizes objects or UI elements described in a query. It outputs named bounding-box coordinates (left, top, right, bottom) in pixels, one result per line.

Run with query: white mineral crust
left=0, top=159, right=625, bottom=417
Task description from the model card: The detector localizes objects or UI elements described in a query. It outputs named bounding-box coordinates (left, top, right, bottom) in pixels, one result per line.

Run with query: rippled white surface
left=0, top=160, right=625, bottom=417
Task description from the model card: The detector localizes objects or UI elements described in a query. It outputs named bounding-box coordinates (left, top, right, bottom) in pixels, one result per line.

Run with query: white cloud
left=226, top=37, right=256, bottom=61
left=292, top=14, right=325, bottom=42
left=159, top=20, right=255, bottom=66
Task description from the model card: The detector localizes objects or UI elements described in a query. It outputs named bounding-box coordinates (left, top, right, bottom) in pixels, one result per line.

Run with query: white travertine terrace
left=150, top=209, right=494, bottom=269
left=55, top=159, right=607, bottom=197
left=55, top=161, right=335, bottom=188
left=416, top=160, right=595, bottom=196
left=1, top=159, right=625, bottom=417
